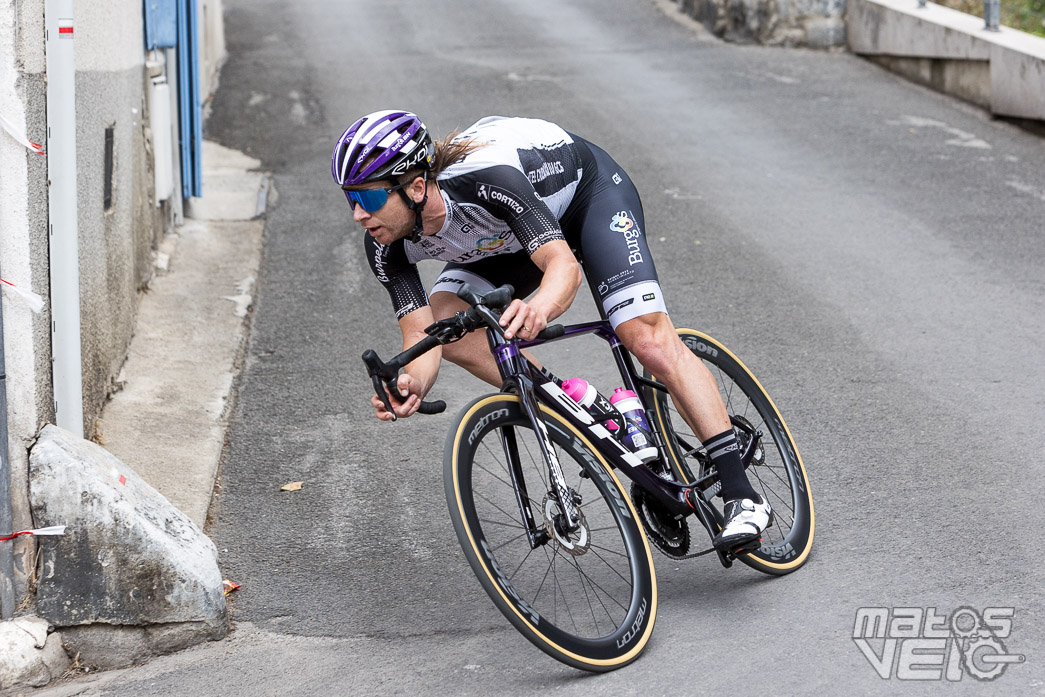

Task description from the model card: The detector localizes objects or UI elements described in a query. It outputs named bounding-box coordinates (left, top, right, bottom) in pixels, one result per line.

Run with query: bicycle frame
left=478, top=307, right=762, bottom=564
left=362, top=284, right=765, bottom=565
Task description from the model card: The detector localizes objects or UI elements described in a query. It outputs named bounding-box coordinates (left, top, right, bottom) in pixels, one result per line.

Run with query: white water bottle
left=609, top=387, right=658, bottom=463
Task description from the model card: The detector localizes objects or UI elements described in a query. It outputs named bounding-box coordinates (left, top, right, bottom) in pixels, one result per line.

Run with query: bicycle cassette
left=631, top=483, right=690, bottom=557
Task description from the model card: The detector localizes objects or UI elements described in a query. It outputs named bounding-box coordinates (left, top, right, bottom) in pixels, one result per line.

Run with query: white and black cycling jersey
left=364, top=116, right=668, bottom=328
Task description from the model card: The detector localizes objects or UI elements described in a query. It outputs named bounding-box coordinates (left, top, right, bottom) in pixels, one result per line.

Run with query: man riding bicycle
left=332, top=110, right=771, bottom=551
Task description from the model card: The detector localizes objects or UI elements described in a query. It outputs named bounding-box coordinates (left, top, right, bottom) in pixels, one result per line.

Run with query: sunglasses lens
left=346, top=188, right=389, bottom=212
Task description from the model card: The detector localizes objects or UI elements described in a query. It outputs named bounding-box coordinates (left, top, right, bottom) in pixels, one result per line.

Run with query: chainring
left=631, top=483, right=691, bottom=557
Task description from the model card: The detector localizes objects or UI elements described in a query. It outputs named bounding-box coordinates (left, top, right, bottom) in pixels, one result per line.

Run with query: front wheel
left=444, top=394, right=657, bottom=671
left=644, top=330, right=815, bottom=575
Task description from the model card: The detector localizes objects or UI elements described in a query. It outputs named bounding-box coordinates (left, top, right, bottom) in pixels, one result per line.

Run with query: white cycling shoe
left=713, top=496, right=773, bottom=551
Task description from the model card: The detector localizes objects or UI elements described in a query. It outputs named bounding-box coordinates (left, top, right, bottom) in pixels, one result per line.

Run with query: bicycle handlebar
left=362, top=283, right=565, bottom=420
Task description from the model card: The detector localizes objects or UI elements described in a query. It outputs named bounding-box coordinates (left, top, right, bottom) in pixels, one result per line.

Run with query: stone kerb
left=27, top=425, right=228, bottom=668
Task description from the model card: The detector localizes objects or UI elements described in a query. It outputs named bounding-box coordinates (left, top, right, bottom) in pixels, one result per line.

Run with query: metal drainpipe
left=45, top=0, right=84, bottom=437
left=0, top=268, right=15, bottom=619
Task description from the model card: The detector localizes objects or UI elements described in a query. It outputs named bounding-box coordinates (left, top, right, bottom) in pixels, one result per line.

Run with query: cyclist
left=333, top=110, right=771, bottom=551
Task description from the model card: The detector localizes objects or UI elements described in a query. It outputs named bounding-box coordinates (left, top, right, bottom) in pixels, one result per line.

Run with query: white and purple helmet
left=331, top=110, right=432, bottom=187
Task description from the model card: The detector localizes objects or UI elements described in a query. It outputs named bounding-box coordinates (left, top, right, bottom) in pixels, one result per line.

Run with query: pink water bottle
left=609, top=388, right=658, bottom=463
left=562, top=378, right=618, bottom=431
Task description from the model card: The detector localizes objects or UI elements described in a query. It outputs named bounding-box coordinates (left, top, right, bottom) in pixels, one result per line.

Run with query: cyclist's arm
left=500, top=240, right=581, bottom=340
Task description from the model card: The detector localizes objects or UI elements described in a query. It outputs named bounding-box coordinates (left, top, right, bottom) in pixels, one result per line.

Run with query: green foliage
left=935, top=0, right=1045, bottom=35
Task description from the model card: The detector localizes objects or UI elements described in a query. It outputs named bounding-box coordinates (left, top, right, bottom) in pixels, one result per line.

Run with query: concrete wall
left=74, top=1, right=162, bottom=436
left=2, top=0, right=165, bottom=602
left=848, top=0, right=1045, bottom=119
left=1, top=0, right=55, bottom=602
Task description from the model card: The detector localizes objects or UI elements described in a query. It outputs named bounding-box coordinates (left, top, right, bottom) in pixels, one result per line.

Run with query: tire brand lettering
left=616, top=597, right=648, bottom=648
left=682, top=335, right=719, bottom=359
left=481, top=538, right=541, bottom=625
left=468, top=408, right=509, bottom=445
left=760, top=540, right=796, bottom=560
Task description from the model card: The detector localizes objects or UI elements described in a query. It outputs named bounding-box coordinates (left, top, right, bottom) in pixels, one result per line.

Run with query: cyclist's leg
left=429, top=254, right=543, bottom=385
left=569, top=141, right=760, bottom=505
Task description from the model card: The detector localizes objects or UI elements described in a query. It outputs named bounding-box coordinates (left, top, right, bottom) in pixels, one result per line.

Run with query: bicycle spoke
left=488, top=529, right=534, bottom=554
left=477, top=515, right=527, bottom=532
left=568, top=553, right=617, bottom=635
left=474, top=490, right=528, bottom=528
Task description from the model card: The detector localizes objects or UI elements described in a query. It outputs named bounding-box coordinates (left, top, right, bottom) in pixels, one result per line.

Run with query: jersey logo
left=476, top=182, right=527, bottom=218
left=610, top=212, right=634, bottom=233
left=607, top=298, right=635, bottom=316
left=611, top=210, right=644, bottom=266
left=477, top=235, right=507, bottom=251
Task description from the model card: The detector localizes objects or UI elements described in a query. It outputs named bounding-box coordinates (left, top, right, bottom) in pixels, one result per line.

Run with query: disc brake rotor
left=542, top=496, right=590, bottom=557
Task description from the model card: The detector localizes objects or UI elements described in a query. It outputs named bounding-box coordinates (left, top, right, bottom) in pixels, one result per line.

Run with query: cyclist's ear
left=405, top=173, right=426, bottom=202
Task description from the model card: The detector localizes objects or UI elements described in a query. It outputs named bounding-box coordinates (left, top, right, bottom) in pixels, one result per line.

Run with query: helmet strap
left=392, top=172, right=429, bottom=243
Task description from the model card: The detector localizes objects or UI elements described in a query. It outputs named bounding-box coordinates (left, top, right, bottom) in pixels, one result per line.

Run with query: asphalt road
left=37, top=0, right=1045, bottom=694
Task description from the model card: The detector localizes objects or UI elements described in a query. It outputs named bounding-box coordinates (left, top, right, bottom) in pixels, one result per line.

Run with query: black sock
left=704, top=428, right=759, bottom=502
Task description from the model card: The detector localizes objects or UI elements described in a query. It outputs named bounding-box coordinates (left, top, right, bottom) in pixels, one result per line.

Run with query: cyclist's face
left=350, top=183, right=407, bottom=243
left=349, top=179, right=419, bottom=244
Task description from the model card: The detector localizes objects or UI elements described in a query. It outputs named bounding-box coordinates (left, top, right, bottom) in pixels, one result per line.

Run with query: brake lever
left=425, top=312, right=471, bottom=343
left=363, top=348, right=401, bottom=422
left=371, top=374, right=399, bottom=422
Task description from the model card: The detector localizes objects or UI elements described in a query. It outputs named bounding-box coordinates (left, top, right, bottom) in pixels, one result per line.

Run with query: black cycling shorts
left=430, top=137, right=668, bottom=329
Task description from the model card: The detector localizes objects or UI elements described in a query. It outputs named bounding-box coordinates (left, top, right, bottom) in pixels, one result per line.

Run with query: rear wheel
left=444, top=394, right=657, bottom=671
left=644, top=330, right=814, bottom=575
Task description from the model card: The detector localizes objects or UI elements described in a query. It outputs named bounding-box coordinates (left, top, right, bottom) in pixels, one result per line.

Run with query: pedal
left=729, top=536, right=763, bottom=558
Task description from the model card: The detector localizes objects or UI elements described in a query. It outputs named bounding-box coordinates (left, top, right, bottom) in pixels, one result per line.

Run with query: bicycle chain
left=646, top=535, right=718, bottom=560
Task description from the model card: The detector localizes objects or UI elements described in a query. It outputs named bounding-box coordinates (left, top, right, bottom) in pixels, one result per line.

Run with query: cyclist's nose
left=352, top=203, right=370, bottom=222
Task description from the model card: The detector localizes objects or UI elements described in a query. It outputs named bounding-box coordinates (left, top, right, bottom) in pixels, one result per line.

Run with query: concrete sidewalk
left=97, top=140, right=268, bottom=528
left=0, top=140, right=268, bottom=692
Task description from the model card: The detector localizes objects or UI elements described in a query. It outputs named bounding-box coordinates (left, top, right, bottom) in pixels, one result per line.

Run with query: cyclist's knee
left=616, top=313, right=684, bottom=375
left=430, top=291, right=468, bottom=320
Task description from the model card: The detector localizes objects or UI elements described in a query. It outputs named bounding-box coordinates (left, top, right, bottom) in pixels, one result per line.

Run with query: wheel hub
left=542, top=496, right=590, bottom=556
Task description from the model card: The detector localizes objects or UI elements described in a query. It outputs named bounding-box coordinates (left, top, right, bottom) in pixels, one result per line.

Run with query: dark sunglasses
left=342, top=180, right=411, bottom=213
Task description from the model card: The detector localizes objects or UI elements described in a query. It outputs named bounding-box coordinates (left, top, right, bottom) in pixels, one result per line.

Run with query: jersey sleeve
left=440, top=164, right=565, bottom=255
left=363, top=233, right=429, bottom=320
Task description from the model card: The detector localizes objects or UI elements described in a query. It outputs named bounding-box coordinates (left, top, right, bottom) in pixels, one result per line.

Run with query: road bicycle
left=363, top=284, right=814, bottom=672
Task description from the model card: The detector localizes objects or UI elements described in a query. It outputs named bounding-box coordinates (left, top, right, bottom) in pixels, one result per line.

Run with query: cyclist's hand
left=372, top=374, right=423, bottom=421
left=500, top=298, right=548, bottom=340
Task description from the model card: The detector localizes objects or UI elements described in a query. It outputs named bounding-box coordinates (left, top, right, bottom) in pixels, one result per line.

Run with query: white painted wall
left=75, top=0, right=145, bottom=71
